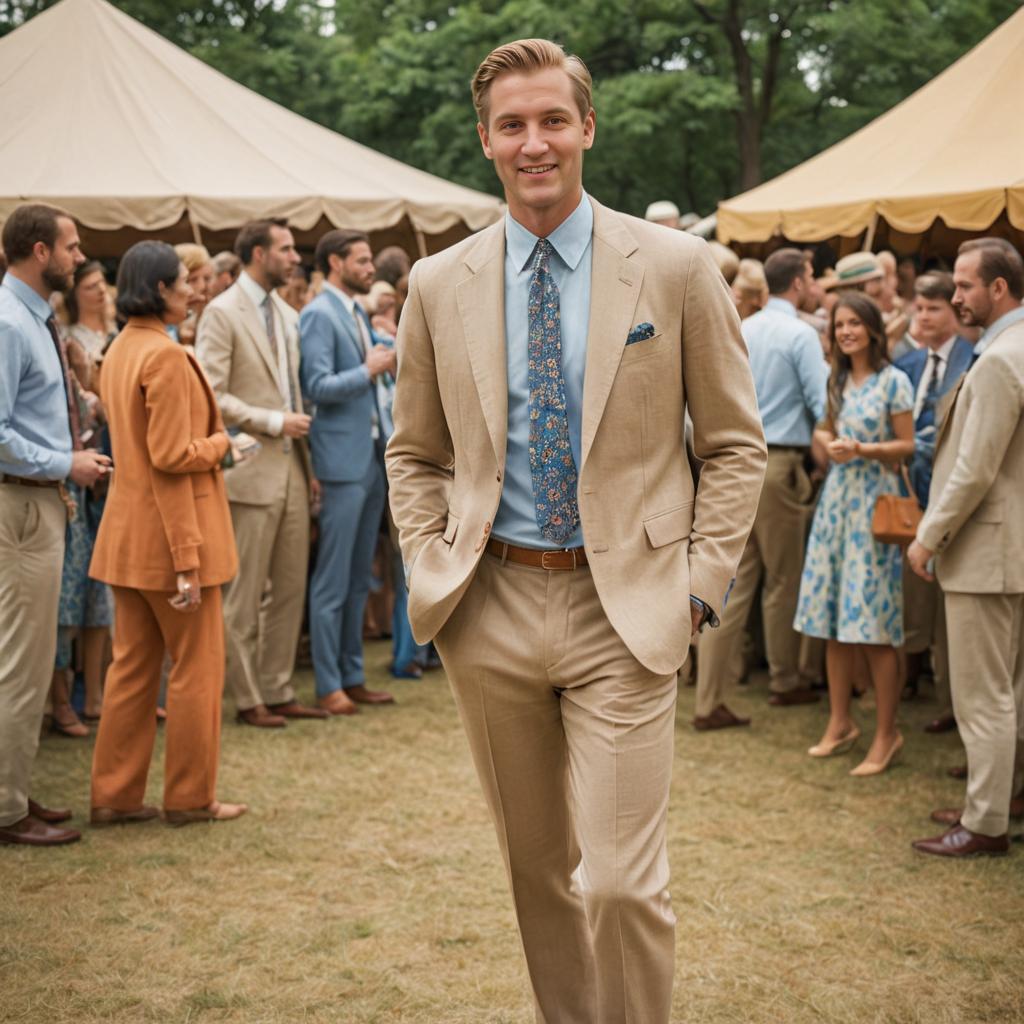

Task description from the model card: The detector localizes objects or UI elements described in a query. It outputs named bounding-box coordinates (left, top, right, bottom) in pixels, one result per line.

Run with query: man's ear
left=581, top=108, right=596, bottom=152
left=477, top=121, right=494, bottom=161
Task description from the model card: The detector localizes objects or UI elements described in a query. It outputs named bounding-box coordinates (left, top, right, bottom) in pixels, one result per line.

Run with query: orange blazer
left=90, top=316, right=238, bottom=591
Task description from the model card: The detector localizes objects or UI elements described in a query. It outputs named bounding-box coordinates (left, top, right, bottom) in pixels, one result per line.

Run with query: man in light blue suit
left=300, top=230, right=396, bottom=715
left=895, top=270, right=973, bottom=728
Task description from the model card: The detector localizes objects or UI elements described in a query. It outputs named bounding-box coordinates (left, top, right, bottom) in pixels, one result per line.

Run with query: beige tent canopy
left=0, top=0, right=503, bottom=257
left=717, top=5, right=1024, bottom=246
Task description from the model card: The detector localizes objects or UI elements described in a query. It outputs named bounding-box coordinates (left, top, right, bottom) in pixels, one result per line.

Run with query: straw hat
left=644, top=200, right=680, bottom=223
left=824, top=251, right=884, bottom=290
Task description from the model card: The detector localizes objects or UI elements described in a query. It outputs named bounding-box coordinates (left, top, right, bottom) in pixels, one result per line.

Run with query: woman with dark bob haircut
left=794, top=291, right=915, bottom=777
left=88, top=241, right=247, bottom=827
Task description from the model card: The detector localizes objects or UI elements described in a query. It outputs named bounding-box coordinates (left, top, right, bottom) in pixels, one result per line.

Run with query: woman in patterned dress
left=795, top=292, right=915, bottom=775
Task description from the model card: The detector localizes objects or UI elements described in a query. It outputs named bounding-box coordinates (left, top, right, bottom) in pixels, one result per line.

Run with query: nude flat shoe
left=808, top=725, right=861, bottom=758
left=162, top=800, right=248, bottom=827
left=850, top=734, right=904, bottom=777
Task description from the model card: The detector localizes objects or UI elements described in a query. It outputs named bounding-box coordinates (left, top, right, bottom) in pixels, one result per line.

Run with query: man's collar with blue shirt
left=763, top=296, right=798, bottom=318
left=2, top=272, right=54, bottom=325
left=323, top=280, right=358, bottom=316
left=505, top=190, right=593, bottom=275
left=975, top=304, right=1024, bottom=357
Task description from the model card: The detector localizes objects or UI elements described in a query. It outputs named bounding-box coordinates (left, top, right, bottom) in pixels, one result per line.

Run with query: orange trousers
left=91, top=586, right=224, bottom=812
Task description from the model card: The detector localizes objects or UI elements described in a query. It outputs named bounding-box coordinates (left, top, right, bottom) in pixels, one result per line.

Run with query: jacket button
left=483, top=522, right=491, bottom=534
left=496, top=471, right=502, bottom=482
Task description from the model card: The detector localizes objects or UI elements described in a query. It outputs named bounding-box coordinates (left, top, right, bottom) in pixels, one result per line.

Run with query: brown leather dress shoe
left=693, top=704, right=751, bottom=731
left=28, top=799, right=72, bottom=824
left=924, top=713, right=957, bottom=734
left=346, top=684, right=395, bottom=705
left=912, top=824, right=1008, bottom=857
left=91, top=806, right=160, bottom=827
left=317, top=691, right=359, bottom=716
left=0, top=814, right=81, bottom=846
left=767, top=687, right=820, bottom=707
left=236, top=704, right=287, bottom=728
left=267, top=700, right=330, bottom=720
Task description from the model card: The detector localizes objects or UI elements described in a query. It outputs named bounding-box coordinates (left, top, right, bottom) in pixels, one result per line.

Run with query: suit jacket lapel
left=580, top=201, right=643, bottom=468
left=234, top=287, right=282, bottom=387
left=323, top=288, right=366, bottom=364
left=456, top=221, right=508, bottom=468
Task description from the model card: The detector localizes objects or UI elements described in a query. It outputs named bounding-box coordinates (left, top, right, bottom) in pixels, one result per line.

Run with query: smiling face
left=832, top=303, right=871, bottom=359
left=477, top=67, right=595, bottom=235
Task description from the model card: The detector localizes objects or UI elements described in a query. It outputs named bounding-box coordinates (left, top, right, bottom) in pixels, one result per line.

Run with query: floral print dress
left=795, top=364, right=914, bottom=645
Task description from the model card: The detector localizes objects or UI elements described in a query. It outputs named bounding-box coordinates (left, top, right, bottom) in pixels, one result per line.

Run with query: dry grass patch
left=4, top=646, right=1022, bottom=1023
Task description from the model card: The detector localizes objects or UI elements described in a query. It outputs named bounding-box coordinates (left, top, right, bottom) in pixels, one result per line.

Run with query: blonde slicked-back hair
left=471, top=38, right=593, bottom=125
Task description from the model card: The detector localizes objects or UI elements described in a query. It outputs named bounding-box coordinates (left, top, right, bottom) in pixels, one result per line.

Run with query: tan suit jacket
left=918, top=316, right=1024, bottom=593
left=90, top=317, right=237, bottom=591
left=386, top=198, right=767, bottom=676
left=196, top=281, right=311, bottom=506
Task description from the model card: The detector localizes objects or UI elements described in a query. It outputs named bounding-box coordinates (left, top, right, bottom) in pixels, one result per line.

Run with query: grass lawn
left=4, top=643, right=1023, bottom=1023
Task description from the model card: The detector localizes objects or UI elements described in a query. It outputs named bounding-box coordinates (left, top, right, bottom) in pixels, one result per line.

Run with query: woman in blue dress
left=795, top=292, right=915, bottom=776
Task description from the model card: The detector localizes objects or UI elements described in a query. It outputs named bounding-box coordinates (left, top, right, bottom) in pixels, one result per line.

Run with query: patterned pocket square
left=625, top=322, right=656, bottom=346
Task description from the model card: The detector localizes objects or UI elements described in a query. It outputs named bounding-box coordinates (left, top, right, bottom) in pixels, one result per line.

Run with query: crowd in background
left=1, top=198, right=1022, bottom=854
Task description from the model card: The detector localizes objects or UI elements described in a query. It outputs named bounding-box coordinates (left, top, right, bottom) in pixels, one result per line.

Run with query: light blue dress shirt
left=492, top=193, right=592, bottom=549
left=0, top=274, right=73, bottom=480
left=742, top=297, right=828, bottom=446
left=974, top=304, right=1024, bottom=357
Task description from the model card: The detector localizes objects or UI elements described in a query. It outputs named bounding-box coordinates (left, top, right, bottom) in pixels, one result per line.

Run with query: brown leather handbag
left=872, top=464, right=922, bottom=546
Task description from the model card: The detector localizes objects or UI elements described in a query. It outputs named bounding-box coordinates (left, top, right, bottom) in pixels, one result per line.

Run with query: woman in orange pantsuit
left=89, top=241, right=245, bottom=827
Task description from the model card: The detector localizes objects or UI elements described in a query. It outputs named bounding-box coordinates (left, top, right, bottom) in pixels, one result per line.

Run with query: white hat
left=644, top=200, right=681, bottom=223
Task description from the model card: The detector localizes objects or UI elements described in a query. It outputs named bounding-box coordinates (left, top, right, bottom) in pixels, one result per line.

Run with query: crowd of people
left=0, top=198, right=1021, bottom=857
left=642, top=200, right=1022, bottom=857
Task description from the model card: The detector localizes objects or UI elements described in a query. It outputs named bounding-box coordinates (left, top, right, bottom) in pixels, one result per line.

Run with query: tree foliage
left=2, top=0, right=1020, bottom=217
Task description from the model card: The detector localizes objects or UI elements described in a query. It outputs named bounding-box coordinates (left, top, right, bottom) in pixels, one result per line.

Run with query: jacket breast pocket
left=643, top=502, right=694, bottom=549
left=620, top=334, right=664, bottom=366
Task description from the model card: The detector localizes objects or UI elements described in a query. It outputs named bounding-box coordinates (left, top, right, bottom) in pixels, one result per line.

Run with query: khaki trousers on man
left=435, top=553, right=678, bottom=1024
left=92, top=586, right=225, bottom=812
left=902, top=557, right=951, bottom=713
left=696, top=448, right=813, bottom=714
left=224, top=451, right=309, bottom=711
left=945, top=591, right=1024, bottom=837
left=0, top=485, right=66, bottom=827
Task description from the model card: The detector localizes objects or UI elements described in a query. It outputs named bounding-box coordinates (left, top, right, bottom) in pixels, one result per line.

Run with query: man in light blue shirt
left=0, top=204, right=109, bottom=848
left=696, top=248, right=828, bottom=729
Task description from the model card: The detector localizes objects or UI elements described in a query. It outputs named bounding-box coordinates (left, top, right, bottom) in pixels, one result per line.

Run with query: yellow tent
left=0, top=0, right=503, bottom=256
left=717, top=6, right=1024, bottom=245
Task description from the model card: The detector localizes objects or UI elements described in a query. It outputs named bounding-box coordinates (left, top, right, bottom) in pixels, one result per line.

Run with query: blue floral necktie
left=527, top=239, right=580, bottom=545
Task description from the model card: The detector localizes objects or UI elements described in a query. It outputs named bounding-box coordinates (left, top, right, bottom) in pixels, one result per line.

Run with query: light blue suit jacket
left=299, top=288, right=377, bottom=483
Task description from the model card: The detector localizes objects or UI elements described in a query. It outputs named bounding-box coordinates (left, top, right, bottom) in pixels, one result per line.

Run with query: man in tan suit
left=197, top=220, right=326, bottom=727
left=386, top=40, right=766, bottom=1023
left=909, top=238, right=1024, bottom=858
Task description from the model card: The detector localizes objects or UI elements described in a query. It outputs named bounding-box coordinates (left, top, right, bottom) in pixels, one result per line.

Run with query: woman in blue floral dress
left=795, top=293, right=915, bottom=776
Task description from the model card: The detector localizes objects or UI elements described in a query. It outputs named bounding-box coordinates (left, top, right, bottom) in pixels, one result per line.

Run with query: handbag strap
left=897, top=461, right=916, bottom=503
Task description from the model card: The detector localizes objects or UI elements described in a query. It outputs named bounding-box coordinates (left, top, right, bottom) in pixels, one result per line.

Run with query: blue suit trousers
left=310, top=456, right=386, bottom=696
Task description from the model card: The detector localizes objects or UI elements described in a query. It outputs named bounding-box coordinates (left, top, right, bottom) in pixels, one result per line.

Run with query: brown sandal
left=162, top=801, right=248, bottom=827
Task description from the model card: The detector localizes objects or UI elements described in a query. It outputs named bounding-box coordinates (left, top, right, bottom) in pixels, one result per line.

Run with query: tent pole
left=188, top=210, right=204, bottom=245
left=413, top=227, right=428, bottom=260
left=864, top=210, right=879, bottom=251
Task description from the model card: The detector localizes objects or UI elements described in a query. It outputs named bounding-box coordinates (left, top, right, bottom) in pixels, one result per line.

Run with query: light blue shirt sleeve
left=0, top=279, right=73, bottom=480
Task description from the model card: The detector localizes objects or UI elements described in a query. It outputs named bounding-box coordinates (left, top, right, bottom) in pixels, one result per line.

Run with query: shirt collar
left=765, top=296, right=797, bottom=317
left=1, top=273, right=55, bottom=324
left=506, top=192, right=593, bottom=273
left=238, top=270, right=269, bottom=308
left=927, top=334, right=958, bottom=362
left=976, top=304, right=1024, bottom=354
left=324, top=280, right=357, bottom=316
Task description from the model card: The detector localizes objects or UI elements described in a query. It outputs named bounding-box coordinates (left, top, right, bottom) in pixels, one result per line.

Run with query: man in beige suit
left=197, top=219, right=326, bottom=728
left=909, top=238, right=1024, bottom=858
left=386, top=40, right=766, bottom=1023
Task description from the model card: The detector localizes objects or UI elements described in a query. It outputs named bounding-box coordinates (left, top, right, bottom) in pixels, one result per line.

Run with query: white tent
left=0, top=0, right=503, bottom=255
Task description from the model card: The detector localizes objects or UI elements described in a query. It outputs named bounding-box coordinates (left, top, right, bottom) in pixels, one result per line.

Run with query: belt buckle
left=541, top=549, right=573, bottom=571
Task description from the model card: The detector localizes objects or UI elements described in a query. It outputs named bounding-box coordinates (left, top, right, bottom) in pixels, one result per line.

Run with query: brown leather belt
left=0, top=473, right=61, bottom=489
left=486, top=538, right=588, bottom=571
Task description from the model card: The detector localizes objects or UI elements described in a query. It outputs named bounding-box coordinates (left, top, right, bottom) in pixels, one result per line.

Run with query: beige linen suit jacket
left=918, top=317, right=1024, bottom=593
left=196, top=282, right=311, bottom=506
left=386, top=198, right=767, bottom=676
